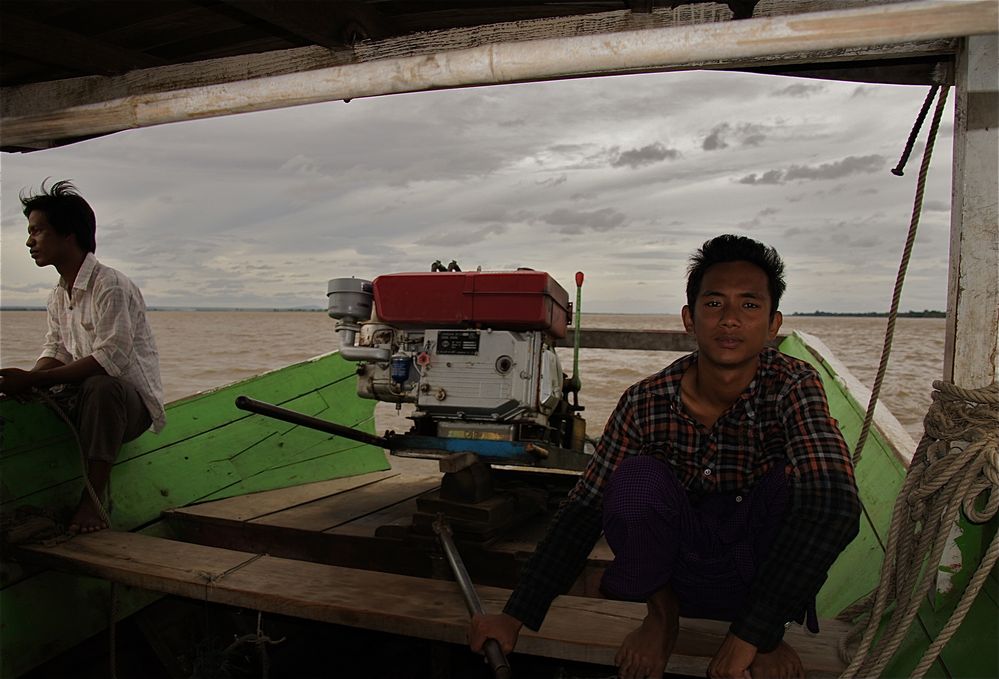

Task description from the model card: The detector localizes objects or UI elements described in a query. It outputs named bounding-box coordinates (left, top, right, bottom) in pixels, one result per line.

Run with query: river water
left=1, top=310, right=944, bottom=441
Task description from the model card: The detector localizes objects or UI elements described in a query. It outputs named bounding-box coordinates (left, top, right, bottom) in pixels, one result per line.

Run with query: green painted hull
left=782, top=332, right=998, bottom=679
left=2, top=338, right=995, bottom=678
left=0, top=352, right=388, bottom=679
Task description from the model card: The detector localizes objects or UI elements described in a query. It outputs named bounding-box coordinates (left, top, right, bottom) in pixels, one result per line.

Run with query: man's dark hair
left=686, top=234, right=786, bottom=318
left=20, top=179, right=97, bottom=254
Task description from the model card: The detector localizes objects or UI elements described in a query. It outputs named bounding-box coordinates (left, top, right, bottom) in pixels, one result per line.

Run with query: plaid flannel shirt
left=504, top=347, right=861, bottom=651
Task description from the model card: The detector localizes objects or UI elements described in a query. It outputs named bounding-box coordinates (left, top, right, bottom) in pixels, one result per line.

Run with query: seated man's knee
left=604, top=455, right=681, bottom=519
left=80, top=375, right=126, bottom=403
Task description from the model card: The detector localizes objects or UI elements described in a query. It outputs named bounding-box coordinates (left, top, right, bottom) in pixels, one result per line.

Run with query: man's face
left=681, top=260, right=783, bottom=369
left=25, top=210, right=75, bottom=268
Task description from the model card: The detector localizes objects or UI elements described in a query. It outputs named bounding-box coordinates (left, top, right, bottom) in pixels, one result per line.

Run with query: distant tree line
left=791, top=310, right=946, bottom=318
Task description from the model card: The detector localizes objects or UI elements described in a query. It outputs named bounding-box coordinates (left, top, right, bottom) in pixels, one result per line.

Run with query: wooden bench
left=16, top=530, right=848, bottom=677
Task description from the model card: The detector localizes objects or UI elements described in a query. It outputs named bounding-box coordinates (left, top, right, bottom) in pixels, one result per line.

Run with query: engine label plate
left=436, top=330, right=480, bottom=355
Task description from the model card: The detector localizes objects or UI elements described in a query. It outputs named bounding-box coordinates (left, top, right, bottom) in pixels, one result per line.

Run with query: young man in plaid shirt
left=470, top=235, right=861, bottom=679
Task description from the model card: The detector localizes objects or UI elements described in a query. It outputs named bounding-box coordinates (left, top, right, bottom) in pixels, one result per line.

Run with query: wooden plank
left=3, top=1, right=991, bottom=148
left=170, top=470, right=399, bottom=522
left=16, top=531, right=849, bottom=677
left=256, top=474, right=440, bottom=531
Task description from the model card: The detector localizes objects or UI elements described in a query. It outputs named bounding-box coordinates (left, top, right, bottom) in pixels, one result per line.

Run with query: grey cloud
left=611, top=143, right=680, bottom=169
left=539, top=207, right=627, bottom=234
left=465, top=207, right=531, bottom=224
left=705, top=123, right=770, bottom=150
left=703, top=124, right=730, bottom=151
left=784, top=155, right=885, bottom=181
left=498, top=118, right=527, bottom=128
left=772, top=83, right=826, bottom=98
left=847, top=235, right=882, bottom=248
left=923, top=200, right=950, bottom=212
left=537, top=174, right=567, bottom=187
left=417, top=224, right=508, bottom=246
left=738, top=155, right=885, bottom=185
left=738, top=169, right=784, bottom=185
left=738, top=206, right=780, bottom=228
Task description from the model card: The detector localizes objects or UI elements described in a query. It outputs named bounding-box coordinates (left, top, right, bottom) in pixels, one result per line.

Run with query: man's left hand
left=0, top=368, right=39, bottom=397
left=707, top=632, right=756, bottom=679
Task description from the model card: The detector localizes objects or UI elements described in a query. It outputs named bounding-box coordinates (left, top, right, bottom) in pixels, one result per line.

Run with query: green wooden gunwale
left=0, top=351, right=387, bottom=679
left=782, top=331, right=997, bottom=679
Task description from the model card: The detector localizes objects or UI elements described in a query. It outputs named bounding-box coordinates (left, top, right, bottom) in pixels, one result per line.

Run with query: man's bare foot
left=69, top=460, right=112, bottom=534
left=749, top=640, right=804, bottom=679
left=615, top=587, right=679, bottom=679
left=68, top=494, right=108, bottom=534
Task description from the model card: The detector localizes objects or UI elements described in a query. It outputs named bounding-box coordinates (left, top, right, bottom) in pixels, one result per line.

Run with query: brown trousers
left=54, top=375, right=152, bottom=462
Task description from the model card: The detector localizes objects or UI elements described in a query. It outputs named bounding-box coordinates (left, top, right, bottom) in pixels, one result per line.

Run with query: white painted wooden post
left=937, top=32, right=997, bottom=598
left=944, top=34, right=999, bottom=389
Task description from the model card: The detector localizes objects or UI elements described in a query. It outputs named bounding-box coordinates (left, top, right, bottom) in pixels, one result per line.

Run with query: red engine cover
left=373, top=271, right=570, bottom=338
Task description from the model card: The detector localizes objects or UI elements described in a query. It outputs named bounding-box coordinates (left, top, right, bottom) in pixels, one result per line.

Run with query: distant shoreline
left=789, top=310, right=946, bottom=318
left=1, top=306, right=947, bottom=318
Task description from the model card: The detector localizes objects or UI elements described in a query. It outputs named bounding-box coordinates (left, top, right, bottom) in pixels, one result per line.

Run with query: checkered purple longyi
left=600, top=455, right=791, bottom=624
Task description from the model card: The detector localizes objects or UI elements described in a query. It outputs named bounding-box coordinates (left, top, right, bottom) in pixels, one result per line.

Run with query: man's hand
left=707, top=632, right=757, bottom=679
left=749, top=641, right=803, bottom=679
left=469, top=613, right=522, bottom=656
left=0, top=368, right=41, bottom=398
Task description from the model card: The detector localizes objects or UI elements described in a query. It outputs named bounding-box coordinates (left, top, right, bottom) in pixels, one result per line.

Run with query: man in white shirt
left=0, top=180, right=165, bottom=533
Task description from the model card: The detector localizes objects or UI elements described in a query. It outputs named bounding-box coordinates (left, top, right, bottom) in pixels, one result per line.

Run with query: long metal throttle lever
left=432, top=516, right=513, bottom=679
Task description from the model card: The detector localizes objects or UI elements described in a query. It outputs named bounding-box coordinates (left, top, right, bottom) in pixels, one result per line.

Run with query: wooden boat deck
left=15, top=469, right=849, bottom=677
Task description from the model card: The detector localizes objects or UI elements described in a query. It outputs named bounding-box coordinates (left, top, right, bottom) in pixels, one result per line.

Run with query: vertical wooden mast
left=944, top=34, right=999, bottom=388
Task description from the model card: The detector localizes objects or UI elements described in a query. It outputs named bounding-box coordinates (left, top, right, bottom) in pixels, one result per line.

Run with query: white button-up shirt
left=39, top=252, right=166, bottom=433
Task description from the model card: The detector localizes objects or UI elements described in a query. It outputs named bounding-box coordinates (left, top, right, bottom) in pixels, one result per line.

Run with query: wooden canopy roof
left=1, top=0, right=994, bottom=151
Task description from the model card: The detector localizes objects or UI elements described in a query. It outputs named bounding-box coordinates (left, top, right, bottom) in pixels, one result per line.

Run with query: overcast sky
left=1, top=70, right=955, bottom=314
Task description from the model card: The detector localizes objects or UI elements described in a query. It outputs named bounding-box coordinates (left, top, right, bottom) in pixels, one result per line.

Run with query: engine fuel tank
left=372, top=271, right=570, bottom=338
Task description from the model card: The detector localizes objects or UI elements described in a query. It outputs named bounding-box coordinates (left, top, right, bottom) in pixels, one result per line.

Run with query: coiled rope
left=37, top=388, right=113, bottom=529
left=840, top=381, right=998, bottom=678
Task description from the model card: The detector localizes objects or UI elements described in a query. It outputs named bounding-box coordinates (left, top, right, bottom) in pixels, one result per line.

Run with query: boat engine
left=327, top=269, right=587, bottom=461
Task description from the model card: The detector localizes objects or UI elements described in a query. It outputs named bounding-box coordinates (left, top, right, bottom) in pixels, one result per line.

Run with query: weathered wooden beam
left=2, top=1, right=992, bottom=149
left=944, top=34, right=999, bottom=389
left=16, top=530, right=851, bottom=677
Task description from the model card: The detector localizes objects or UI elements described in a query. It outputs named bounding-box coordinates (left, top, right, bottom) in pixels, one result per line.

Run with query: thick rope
left=37, top=389, right=113, bottom=528
left=840, top=381, right=998, bottom=678
left=852, top=85, right=950, bottom=464
left=891, top=85, right=939, bottom=176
